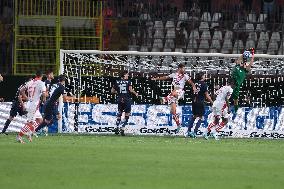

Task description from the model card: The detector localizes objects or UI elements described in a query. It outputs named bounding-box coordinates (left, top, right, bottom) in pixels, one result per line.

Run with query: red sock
left=207, top=122, right=216, bottom=132
left=216, top=122, right=226, bottom=132
left=19, top=122, right=32, bottom=137
left=173, top=114, right=180, bottom=126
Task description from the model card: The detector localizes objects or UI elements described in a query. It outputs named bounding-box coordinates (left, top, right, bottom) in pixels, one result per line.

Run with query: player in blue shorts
left=185, top=72, right=213, bottom=138
left=1, top=77, right=32, bottom=135
left=34, top=75, right=66, bottom=133
left=111, top=70, right=138, bottom=136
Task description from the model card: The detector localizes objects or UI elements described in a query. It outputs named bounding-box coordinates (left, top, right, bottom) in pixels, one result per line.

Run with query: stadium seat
left=128, top=45, right=138, bottom=51
left=163, top=47, right=172, bottom=52
left=211, top=12, right=222, bottom=29
left=209, top=48, right=218, bottom=53
left=154, top=21, right=164, bottom=30
left=270, top=32, right=281, bottom=42
left=201, top=12, right=211, bottom=22
left=267, top=40, right=279, bottom=54
left=278, top=41, right=284, bottom=54
left=200, top=30, right=211, bottom=40
left=165, top=20, right=175, bottom=30
left=224, top=30, right=233, bottom=40
left=256, top=40, right=267, bottom=53
left=198, top=39, right=209, bottom=53
left=258, top=13, right=268, bottom=22
left=151, top=47, right=160, bottom=52
left=247, top=13, right=257, bottom=23
left=165, top=28, right=176, bottom=39
left=212, top=30, right=223, bottom=40
left=152, top=39, right=163, bottom=48
left=245, top=39, right=255, bottom=49
left=255, top=23, right=266, bottom=31
left=259, top=32, right=269, bottom=42
left=233, top=40, right=244, bottom=50
left=222, top=39, right=233, bottom=50
left=245, top=23, right=255, bottom=32
left=139, top=13, right=151, bottom=21
left=187, top=39, right=198, bottom=49
left=189, top=29, right=200, bottom=40
left=178, top=11, right=189, bottom=21
left=199, top=22, right=210, bottom=31
left=164, top=39, right=175, bottom=49
left=140, top=46, right=149, bottom=52
left=210, top=39, right=221, bottom=50
left=153, top=28, right=164, bottom=39
left=247, top=32, right=258, bottom=41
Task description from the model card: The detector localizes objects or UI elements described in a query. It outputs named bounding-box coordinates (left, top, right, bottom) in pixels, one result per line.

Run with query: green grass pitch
left=0, top=134, right=284, bottom=189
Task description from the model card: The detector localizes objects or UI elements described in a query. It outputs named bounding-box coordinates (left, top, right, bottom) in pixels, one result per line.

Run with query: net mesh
left=61, top=50, right=284, bottom=107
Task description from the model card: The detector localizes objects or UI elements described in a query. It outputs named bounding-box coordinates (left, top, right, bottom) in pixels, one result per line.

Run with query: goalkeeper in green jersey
left=230, top=48, right=255, bottom=112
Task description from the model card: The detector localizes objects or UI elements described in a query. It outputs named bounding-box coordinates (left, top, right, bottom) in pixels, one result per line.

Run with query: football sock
left=35, top=121, right=48, bottom=132
left=122, top=115, right=129, bottom=127
left=187, top=116, right=195, bottom=132
left=2, top=119, right=11, bottom=133
left=216, top=121, right=226, bottom=132
left=207, top=122, right=216, bottom=132
left=193, top=118, right=202, bottom=134
left=173, top=114, right=180, bottom=126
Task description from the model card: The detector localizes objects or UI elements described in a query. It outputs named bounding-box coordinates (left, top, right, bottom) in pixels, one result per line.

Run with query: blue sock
left=194, top=119, right=202, bottom=134
left=187, top=116, right=195, bottom=133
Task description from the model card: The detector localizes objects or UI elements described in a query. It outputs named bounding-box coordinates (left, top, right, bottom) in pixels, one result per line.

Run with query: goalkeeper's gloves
left=249, top=47, right=255, bottom=55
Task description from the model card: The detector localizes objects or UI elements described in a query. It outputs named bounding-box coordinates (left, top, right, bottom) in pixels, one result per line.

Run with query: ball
left=243, top=50, right=252, bottom=59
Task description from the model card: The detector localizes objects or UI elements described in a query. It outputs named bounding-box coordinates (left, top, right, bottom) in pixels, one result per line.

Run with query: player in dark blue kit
left=38, top=70, right=55, bottom=135
left=1, top=77, right=32, bottom=135
left=111, top=70, right=138, bottom=136
left=34, top=75, right=66, bottom=133
left=185, top=72, right=213, bottom=138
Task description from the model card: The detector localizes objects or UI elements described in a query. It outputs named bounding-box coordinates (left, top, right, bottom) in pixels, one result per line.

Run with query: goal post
left=58, top=49, right=284, bottom=135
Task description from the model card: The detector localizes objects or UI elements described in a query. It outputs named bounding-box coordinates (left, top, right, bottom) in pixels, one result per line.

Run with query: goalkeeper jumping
left=230, top=48, right=254, bottom=112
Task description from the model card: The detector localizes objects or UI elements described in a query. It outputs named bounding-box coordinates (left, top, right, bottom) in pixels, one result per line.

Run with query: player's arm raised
left=129, top=86, right=138, bottom=97
left=235, top=54, right=243, bottom=65
left=246, top=48, right=255, bottom=71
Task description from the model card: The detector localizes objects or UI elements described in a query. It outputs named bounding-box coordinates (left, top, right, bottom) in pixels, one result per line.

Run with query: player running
left=1, top=77, right=32, bottom=135
left=35, top=75, right=66, bottom=134
left=152, top=63, right=196, bottom=131
left=111, top=70, right=138, bottom=136
left=185, top=72, right=213, bottom=138
left=16, top=71, right=46, bottom=143
left=203, top=79, right=235, bottom=140
left=231, top=48, right=254, bottom=112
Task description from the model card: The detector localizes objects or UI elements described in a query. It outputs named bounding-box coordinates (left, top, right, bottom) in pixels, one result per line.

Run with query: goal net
left=59, top=50, right=284, bottom=137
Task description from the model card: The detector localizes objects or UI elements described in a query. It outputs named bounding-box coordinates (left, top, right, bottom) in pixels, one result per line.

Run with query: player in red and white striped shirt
left=16, top=71, right=46, bottom=143
left=204, top=79, right=235, bottom=140
left=152, top=64, right=197, bottom=132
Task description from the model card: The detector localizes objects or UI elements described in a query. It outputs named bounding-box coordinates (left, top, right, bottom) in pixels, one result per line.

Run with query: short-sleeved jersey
left=168, top=73, right=190, bottom=89
left=193, top=80, right=208, bottom=102
left=25, top=78, right=46, bottom=104
left=13, top=83, right=26, bottom=103
left=215, top=85, right=233, bottom=102
left=47, top=83, right=65, bottom=105
left=113, top=80, right=132, bottom=99
left=45, top=79, right=51, bottom=90
left=231, top=65, right=248, bottom=85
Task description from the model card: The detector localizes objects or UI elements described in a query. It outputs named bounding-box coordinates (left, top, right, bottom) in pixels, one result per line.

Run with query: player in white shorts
left=152, top=64, right=196, bottom=131
left=16, top=71, right=46, bottom=143
left=204, top=79, right=235, bottom=140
